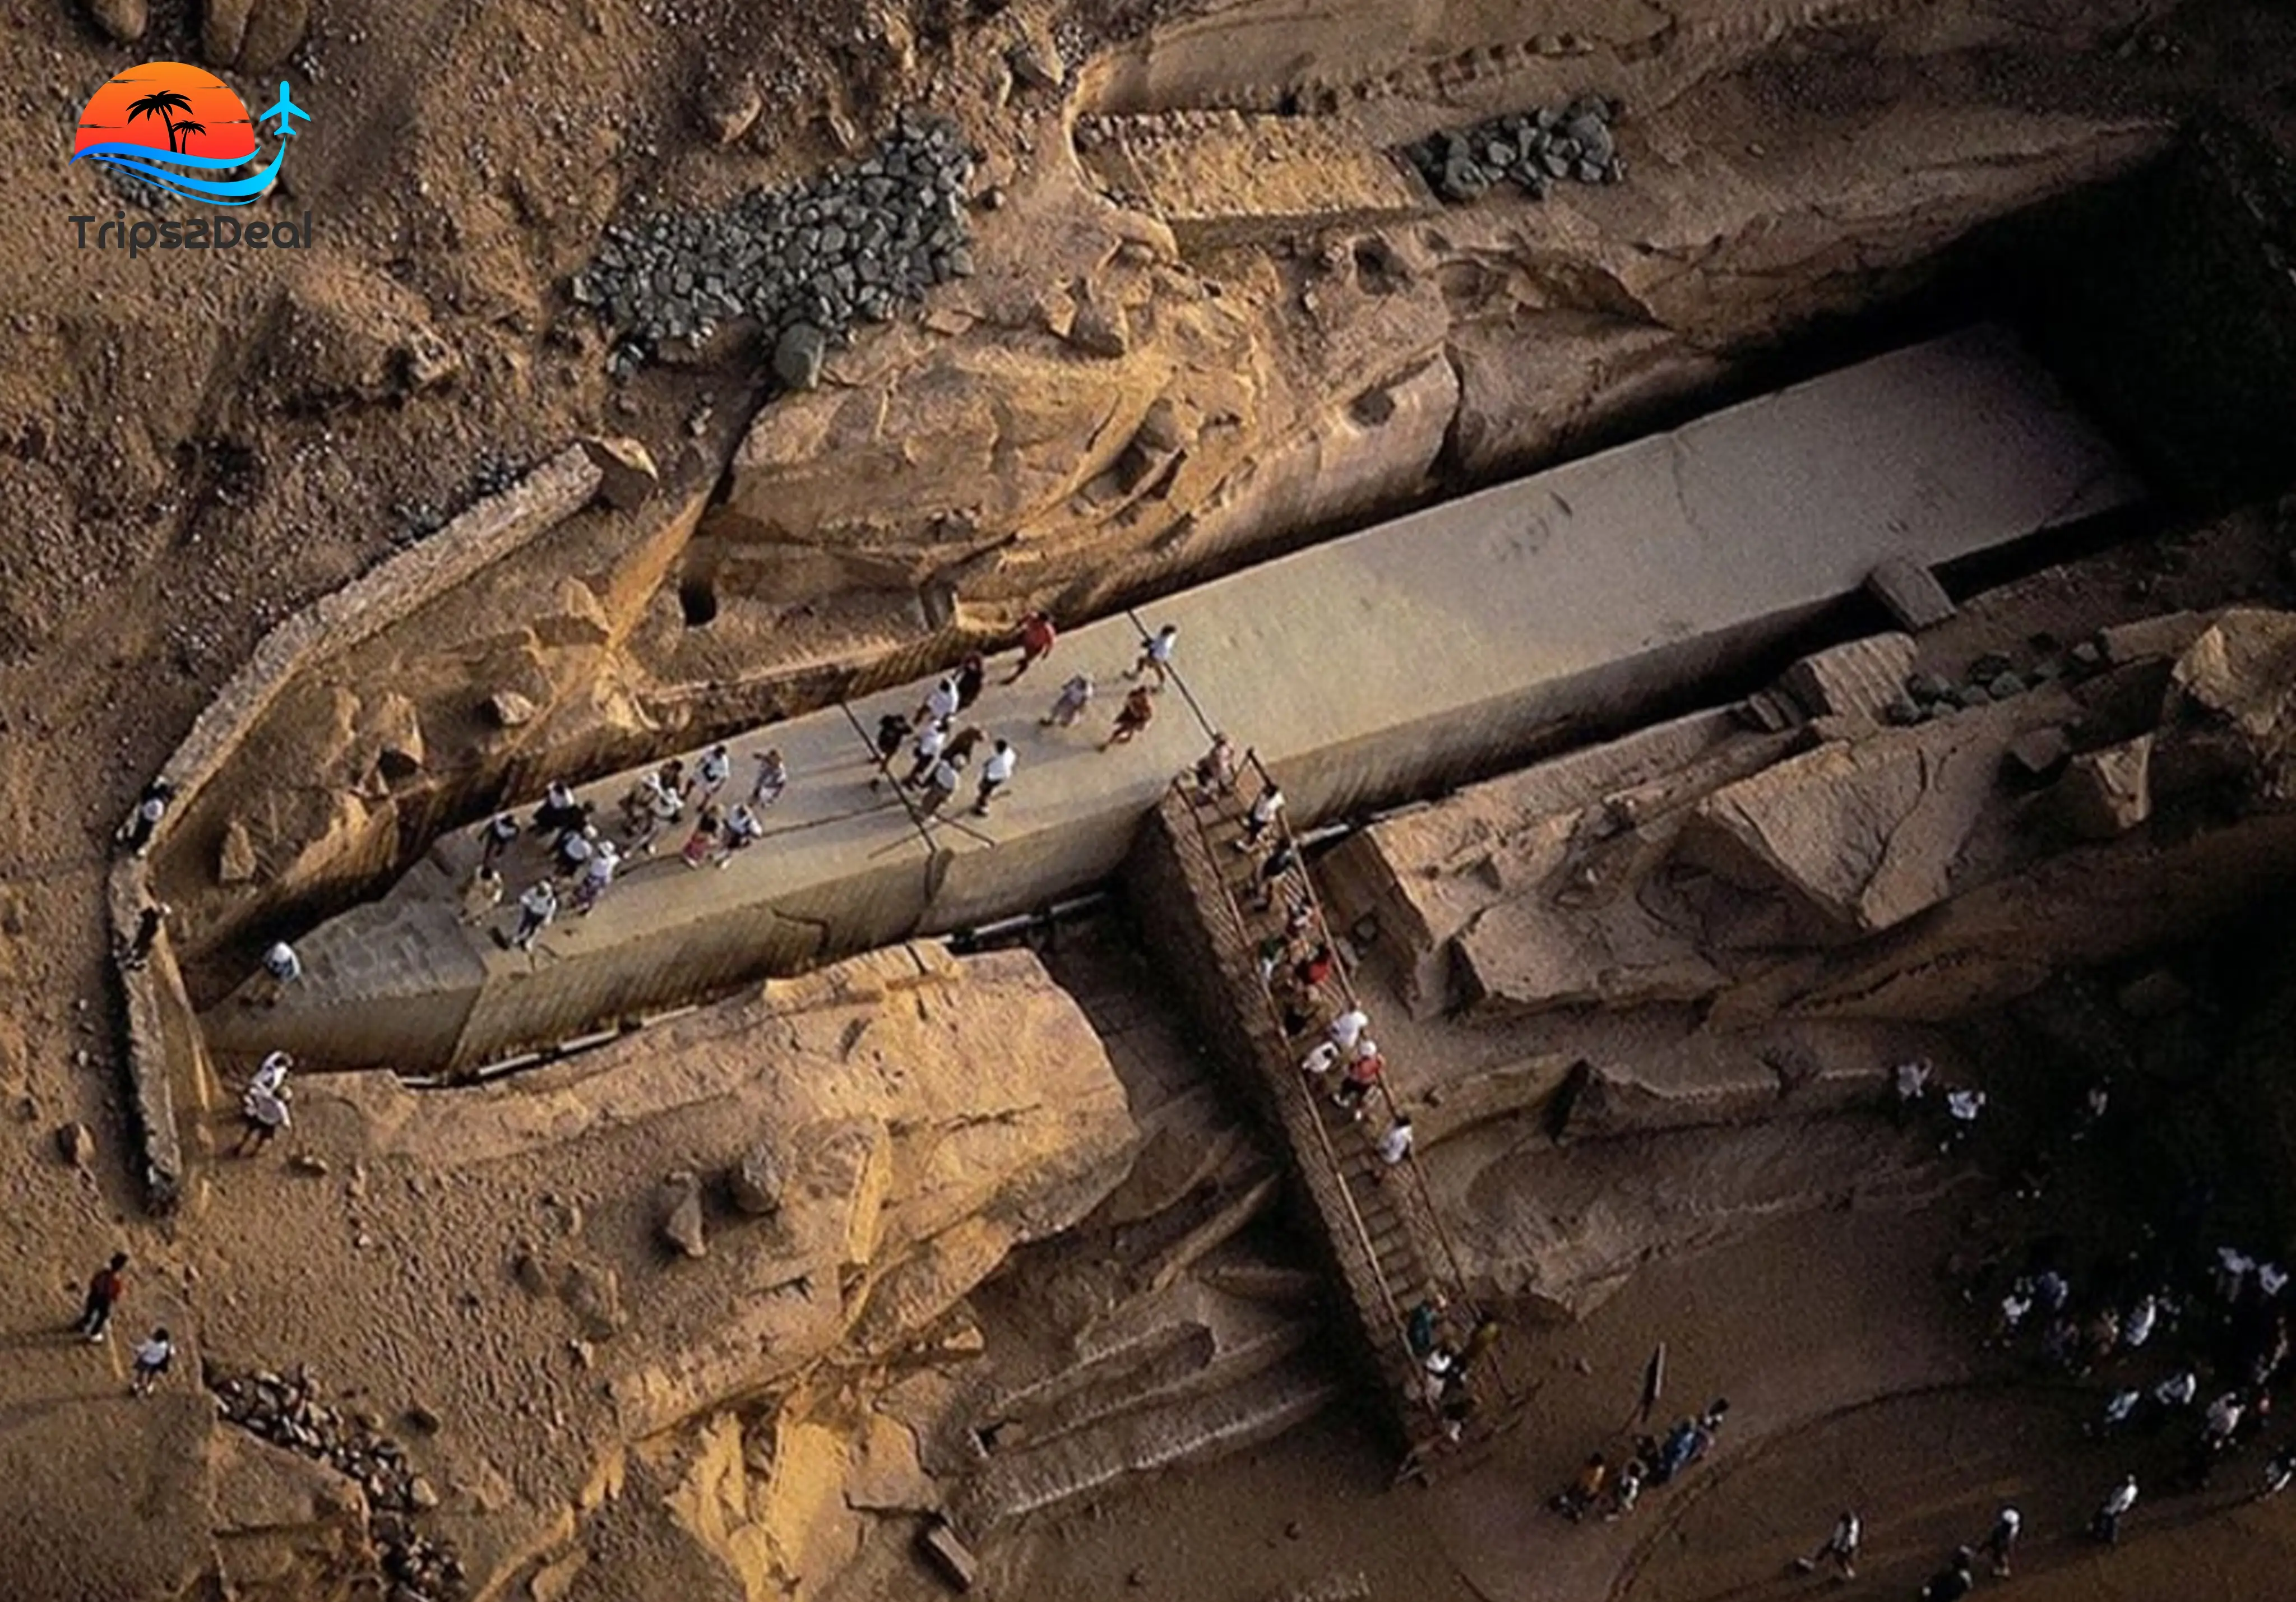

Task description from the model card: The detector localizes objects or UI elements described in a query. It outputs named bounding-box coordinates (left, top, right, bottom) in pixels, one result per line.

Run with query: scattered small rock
left=55, top=1121, right=94, bottom=1169
left=84, top=0, right=147, bottom=43
left=289, top=1152, right=330, bottom=1177
left=659, top=1172, right=707, bottom=1259
left=728, top=1144, right=786, bottom=1216
left=772, top=322, right=828, bottom=391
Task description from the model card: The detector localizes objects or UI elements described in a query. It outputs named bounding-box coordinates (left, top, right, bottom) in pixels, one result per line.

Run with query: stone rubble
left=215, top=1367, right=466, bottom=1602
left=1404, top=94, right=1624, bottom=204
left=572, top=110, right=978, bottom=381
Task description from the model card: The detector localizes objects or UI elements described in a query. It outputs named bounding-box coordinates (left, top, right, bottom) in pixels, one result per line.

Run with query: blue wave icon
left=71, top=140, right=284, bottom=205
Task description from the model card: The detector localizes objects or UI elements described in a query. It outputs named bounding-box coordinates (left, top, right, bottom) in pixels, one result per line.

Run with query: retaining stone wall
left=110, top=445, right=603, bottom=1211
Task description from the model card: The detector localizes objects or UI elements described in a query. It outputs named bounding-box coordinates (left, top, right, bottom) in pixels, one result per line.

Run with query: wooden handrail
left=1166, top=776, right=1436, bottom=1405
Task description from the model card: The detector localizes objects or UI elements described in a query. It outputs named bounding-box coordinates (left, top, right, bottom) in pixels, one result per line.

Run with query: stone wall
left=109, top=446, right=603, bottom=1210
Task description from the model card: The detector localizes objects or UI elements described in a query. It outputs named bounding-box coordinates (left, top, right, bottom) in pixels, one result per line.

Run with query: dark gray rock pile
left=215, top=1367, right=464, bottom=1602
left=572, top=109, right=978, bottom=382
left=1404, top=95, right=1624, bottom=203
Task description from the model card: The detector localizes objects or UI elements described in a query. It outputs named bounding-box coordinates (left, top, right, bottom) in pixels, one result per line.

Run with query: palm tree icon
left=126, top=89, right=193, bottom=152
left=172, top=121, right=207, bottom=154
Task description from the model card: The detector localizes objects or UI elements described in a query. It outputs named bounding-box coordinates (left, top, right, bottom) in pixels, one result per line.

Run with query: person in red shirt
left=72, top=1252, right=128, bottom=1343
left=1004, top=610, right=1057, bottom=684
left=1333, top=1049, right=1383, bottom=1118
left=1290, top=944, right=1335, bottom=999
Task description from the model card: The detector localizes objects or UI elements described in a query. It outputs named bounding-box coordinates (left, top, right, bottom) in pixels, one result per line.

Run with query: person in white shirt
left=117, top=780, right=174, bottom=859
left=573, top=840, right=619, bottom=915
left=251, top=1051, right=291, bottom=1099
left=510, top=879, right=558, bottom=951
left=2122, top=1294, right=2159, bottom=1349
left=1374, top=1115, right=1414, bottom=1175
left=972, top=740, right=1017, bottom=814
left=1793, top=1511, right=1861, bottom=1580
left=1328, top=1007, right=1371, bottom=1055
left=2154, top=1369, right=2197, bottom=1409
left=237, top=1080, right=291, bottom=1154
left=252, top=941, right=302, bottom=1007
left=2091, top=1474, right=2137, bottom=1544
left=715, top=804, right=763, bottom=868
left=696, top=743, right=733, bottom=798
left=1941, top=1087, right=1985, bottom=1153
left=1128, top=623, right=1179, bottom=689
left=1299, top=1041, right=1340, bottom=1081
left=1237, top=782, right=1285, bottom=851
left=131, top=1327, right=174, bottom=1398
left=915, top=674, right=961, bottom=730
left=904, top=721, right=950, bottom=786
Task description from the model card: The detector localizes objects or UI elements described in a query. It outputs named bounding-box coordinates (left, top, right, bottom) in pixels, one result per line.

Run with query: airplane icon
left=260, top=81, right=311, bottom=138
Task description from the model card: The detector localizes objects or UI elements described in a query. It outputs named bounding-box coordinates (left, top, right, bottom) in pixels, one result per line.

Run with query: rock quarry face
left=182, top=943, right=1138, bottom=1599
left=143, top=0, right=2188, bottom=961
left=1317, top=561, right=2296, bottom=1311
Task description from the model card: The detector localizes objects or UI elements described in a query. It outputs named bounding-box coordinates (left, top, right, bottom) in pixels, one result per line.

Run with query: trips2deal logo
left=68, top=61, right=314, bottom=255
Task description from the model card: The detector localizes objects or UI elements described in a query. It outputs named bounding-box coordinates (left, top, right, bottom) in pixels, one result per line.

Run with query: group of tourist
left=444, top=608, right=1195, bottom=958
left=64, top=1251, right=174, bottom=1400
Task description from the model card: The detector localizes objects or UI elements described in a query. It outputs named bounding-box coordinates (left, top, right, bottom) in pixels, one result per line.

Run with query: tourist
left=2123, top=1292, right=2159, bottom=1350
left=1332, top=1047, right=1383, bottom=1119
left=871, top=712, right=911, bottom=789
left=1792, top=1511, right=1861, bottom=1580
left=1941, top=1086, right=1985, bottom=1153
left=2216, top=1245, right=2255, bottom=1303
left=1608, top=1456, right=1645, bottom=1519
left=1042, top=673, right=1094, bottom=730
left=480, top=812, right=520, bottom=869
left=1236, top=781, right=1285, bottom=852
left=1328, top=1006, right=1371, bottom=1056
left=955, top=651, right=988, bottom=712
left=1652, top=1416, right=1711, bottom=1481
left=915, top=673, right=962, bottom=731
left=680, top=802, right=723, bottom=869
left=2155, top=1368, right=2198, bottom=1410
left=1554, top=1453, right=1609, bottom=1522
left=945, top=724, right=988, bottom=768
left=2205, top=1390, right=2245, bottom=1452
left=120, top=901, right=168, bottom=970
left=627, top=770, right=683, bottom=854
left=1892, top=1057, right=1932, bottom=1126
left=918, top=756, right=964, bottom=819
left=1299, top=1040, right=1341, bottom=1084
left=2258, top=1446, right=2296, bottom=1501
left=1991, top=1280, right=2034, bottom=1345
left=1005, top=609, right=1057, bottom=683
left=2093, top=1386, right=2140, bottom=1436
left=1100, top=686, right=1155, bottom=750
left=510, top=879, right=559, bottom=952
left=1373, top=1114, right=1414, bottom=1177
left=1127, top=622, right=1179, bottom=689
left=715, top=804, right=762, bottom=868
left=116, top=779, right=174, bottom=859
left=1256, top=932, right=1291, bottom=987
left=572, top=841, right=619, bottom=914
left=904, top=721, right=950, bottom=788
left=1919, top=1548, right=1975, bottom=1601
left=2033, top=1267, right=2072, bottom=1316
left=973, top=740, right=1017, bottom=814
left=252, top=1051, right=291, bottom=1099
left=2073, top=1077, right=2110, bottom=1141
left=1405, top=1296, right=1446, bottom=1359
left=459, top=864, right=503, bottom=925
left=71, top=1252, right=128, bottom=1344
left=1191, top=732, right=1238, bottom=802
left=2090, top=1474, right=2138, bottom=1544
left=1984, top=1506, right=2021, bottom=1577
left=1249, top=836, right=1300, bottom=911
left=237, top=1074, right=291, bottom=1155
left=1460, top=1314, right=1502, bottom=1374
left=1291, top=943, right=1336, bottom=1000
left=129, top=1327, right=174, bottom=1400
left=553, top=822, right=598, bottom=879
left=534, top=780, right=586, bottom=836
left=749, top=748, right=789, bottom=809
left=695, top=743, right=733, bottom=799
left=256, top=941, right=303, bottom=1003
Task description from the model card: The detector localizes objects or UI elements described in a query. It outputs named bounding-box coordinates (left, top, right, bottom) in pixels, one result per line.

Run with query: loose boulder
left=658, top=1173, right=707, bottom=1259
left=728, top=1143, right=786, bottom=1216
